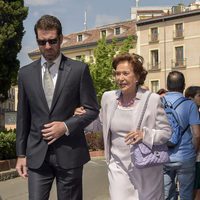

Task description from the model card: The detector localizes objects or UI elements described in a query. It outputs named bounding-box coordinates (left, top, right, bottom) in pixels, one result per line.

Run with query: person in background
left=157, top=88, right=168, bottom=97
left=163, top=72, right=200, bottom=200
left=75, top=53, right=171, bottom=200
left=185, top=86, right=200, bottom=200
left=15, top=15, right=99, bottom=200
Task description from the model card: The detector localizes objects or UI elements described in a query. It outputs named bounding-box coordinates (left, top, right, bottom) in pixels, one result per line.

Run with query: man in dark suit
left=15, top=15, right=99, bottom=200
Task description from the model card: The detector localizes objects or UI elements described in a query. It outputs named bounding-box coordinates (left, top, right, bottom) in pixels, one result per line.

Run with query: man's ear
left=59, top=35, right=63, bottom=45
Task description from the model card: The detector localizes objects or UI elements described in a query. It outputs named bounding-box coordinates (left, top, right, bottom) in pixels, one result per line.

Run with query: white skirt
left=108, top=159, right=164, bottom=200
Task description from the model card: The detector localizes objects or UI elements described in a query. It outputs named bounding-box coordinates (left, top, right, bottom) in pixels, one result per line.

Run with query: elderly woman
left=75, top=53, right=171, bottom=200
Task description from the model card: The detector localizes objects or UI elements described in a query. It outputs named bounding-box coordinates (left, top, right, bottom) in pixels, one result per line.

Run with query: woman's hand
left=74, top=106, right=86, bottom=116
left=125, top=130, right=143, bottom=145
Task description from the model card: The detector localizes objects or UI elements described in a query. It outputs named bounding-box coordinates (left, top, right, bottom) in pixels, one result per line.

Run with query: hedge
left=85, top=131, right=104, bottom=151
left=0, top=131, right=16, bottom=160
left=0, top=131, right=104, bottom=160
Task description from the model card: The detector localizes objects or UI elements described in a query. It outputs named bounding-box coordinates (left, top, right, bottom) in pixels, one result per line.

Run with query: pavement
left=0, top=158, right=110, bottom=200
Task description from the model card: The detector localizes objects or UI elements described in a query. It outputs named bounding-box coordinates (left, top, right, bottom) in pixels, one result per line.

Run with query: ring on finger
left=131, top=138, right=135, bottom=142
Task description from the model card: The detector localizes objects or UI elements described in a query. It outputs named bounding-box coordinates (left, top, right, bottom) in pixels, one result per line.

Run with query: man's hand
left=16, top=157, right=28, bottom=178
left=42, top=121, right=66, bottom=145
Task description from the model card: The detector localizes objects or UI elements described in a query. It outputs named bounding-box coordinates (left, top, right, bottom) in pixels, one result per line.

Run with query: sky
left=18, top=0, right=193, bottom=66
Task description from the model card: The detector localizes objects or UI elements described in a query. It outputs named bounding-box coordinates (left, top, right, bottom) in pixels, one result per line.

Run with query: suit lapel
left=50, top=56, right=71, bottom=113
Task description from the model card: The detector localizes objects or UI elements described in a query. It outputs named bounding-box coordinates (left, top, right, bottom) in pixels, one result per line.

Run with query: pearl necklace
left=118, top=95, right=135, bottom=107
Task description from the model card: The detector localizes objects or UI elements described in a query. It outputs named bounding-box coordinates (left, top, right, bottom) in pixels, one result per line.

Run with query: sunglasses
left=37, top=38, right=59, bottom=46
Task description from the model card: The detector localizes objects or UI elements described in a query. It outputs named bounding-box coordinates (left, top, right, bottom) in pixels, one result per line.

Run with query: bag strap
left=161, top=96, right=189, bottom=110
left=161, top=96, right=190, bottom=137
left=173, top=97, right=189, bottom=110
left=136, top=92, right=152, bottom=130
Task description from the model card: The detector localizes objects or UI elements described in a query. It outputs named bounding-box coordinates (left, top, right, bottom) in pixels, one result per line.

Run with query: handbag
left=131, top=92, right=169, bottom=169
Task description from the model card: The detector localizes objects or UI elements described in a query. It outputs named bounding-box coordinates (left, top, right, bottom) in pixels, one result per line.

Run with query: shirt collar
left=165, top=91, right=184, bottom=99
left=41, top=53, right=62, bottom=67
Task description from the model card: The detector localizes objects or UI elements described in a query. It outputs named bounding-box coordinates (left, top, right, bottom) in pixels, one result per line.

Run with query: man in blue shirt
left=163, top=71, right=200, bottom=200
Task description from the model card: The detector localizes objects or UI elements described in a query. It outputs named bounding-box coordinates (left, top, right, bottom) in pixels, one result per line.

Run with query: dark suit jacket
left=16, top=55, right=99, bottom=169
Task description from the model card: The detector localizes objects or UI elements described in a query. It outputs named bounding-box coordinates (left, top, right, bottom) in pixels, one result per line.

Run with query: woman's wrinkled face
left=115, top=61, right=138, bottom=94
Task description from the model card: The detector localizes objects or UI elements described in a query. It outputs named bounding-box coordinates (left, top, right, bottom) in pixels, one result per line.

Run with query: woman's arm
left=142, top=96, right=172, bottom=148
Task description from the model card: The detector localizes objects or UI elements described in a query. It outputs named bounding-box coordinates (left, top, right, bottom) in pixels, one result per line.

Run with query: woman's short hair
left=34, top=15, right=62, bottom=39
left=157, top=88, right=168, bottom=96
left=112, top=53, right=148, bottom=85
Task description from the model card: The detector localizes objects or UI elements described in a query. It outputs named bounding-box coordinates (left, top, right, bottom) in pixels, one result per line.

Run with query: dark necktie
left=43, top=62, right=54, bottom=108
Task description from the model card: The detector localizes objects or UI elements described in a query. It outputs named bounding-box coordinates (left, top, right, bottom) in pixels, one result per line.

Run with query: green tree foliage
left=0, top=0, right=28, bottom=101
left=119, top=35, right=136, bottom=54
left=89, top=37, right=118, bottom=103
left=88, top=36, right=136, bottom=103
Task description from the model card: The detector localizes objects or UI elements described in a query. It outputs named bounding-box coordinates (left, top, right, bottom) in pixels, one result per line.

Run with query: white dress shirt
left=41, top=54, right=69, bottom=136
left=41, top=54, right=62, bottom=87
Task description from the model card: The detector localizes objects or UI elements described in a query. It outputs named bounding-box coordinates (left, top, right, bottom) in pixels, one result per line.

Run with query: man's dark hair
left=34, top=15, right=62, bottom=39
left=185, top=86, right=200, bottom=98
left=167, top=71, right=185, bottom=93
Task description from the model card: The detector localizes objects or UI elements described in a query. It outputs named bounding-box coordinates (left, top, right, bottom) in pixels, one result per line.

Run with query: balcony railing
left=149, top=33, right=159, bottom=43
left=147, top=62, right=161, bottom=72
left=173, top=30, right=184, bottom=39
left=171, top=58, right=187, bottom=69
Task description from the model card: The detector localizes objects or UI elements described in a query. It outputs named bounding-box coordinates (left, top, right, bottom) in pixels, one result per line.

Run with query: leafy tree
left=89, top=37, right=118, bottom=103
left=88, top=36, right=136, bottom=103
left=0, top=0, right=28, bottom=101
left=118, top=35, right=136, bottom=54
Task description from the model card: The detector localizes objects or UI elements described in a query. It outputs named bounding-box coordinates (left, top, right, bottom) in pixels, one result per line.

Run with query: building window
left=151, top=80, right=159, bottom=93
left=76, top=55, right=82, bottom=60
left=89, top=56, right=94, bottom=63
left=101, top=30, right=107, bottom=38
left=175, top=46, right=184, bottom=67
left=115, top=27, right=120, bottom=35
left=175, top=23, right=183, bottom=38
left=150, top=50, right=159, bottom=69
left=150, top=27, right=158, bottom=42
left=77, top=34, right=83, bottom=42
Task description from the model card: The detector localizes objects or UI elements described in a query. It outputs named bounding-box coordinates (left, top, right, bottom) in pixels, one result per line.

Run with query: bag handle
left=136, top=92, right=152, bottom=130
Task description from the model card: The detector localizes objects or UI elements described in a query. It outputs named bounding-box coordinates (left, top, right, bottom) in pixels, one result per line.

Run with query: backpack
left=161, top=96, right=190, bottom=148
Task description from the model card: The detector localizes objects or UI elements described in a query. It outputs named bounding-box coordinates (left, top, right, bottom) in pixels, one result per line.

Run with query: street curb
left=91, top=156, right=105, bottom=160
left=0, top=169, right=19, bottom=181
left=0, top=156, right=105, bottom=182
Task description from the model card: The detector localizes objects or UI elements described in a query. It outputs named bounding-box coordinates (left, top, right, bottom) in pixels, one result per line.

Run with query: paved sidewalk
left=0, top=159, right=109, bottom=200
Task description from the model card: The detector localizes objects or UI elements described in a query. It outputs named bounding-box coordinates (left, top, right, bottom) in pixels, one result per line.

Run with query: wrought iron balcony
left=171, top=58, right=187, bottom=69
left=147, top=62, right=161, bottom=72
left=149, top=33, right=159, bottom=43
left=173, top=30, right=184, bottom=39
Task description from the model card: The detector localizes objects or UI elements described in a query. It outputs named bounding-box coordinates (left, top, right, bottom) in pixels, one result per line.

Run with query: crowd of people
left=15, top=14, right=200, bottom=200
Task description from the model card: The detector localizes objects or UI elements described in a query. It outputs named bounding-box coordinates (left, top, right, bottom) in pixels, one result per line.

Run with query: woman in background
left=185, top=86, right=200, bottom=200
left=157, top=88, right=168, bottom=97
left=75, top=53, right=171, bottom=200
